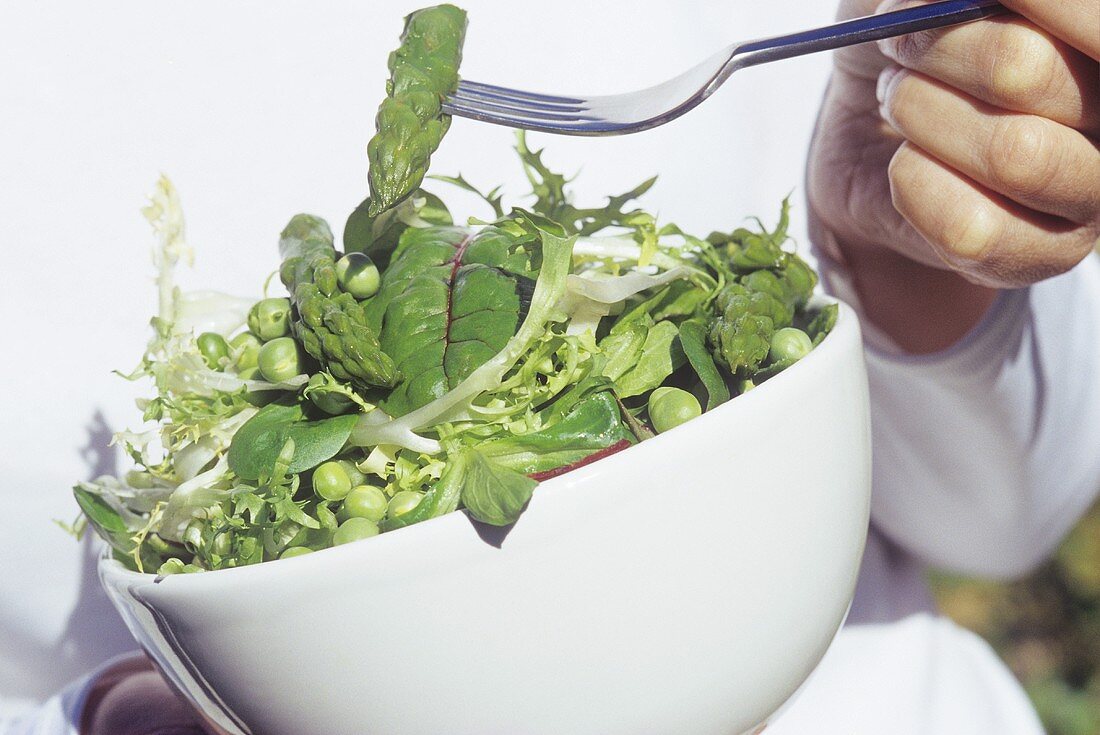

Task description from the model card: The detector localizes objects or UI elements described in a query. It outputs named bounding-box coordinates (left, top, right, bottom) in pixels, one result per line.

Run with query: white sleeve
left=0, top=679, right=87, bottom=735
left=847, top=257, right=1100, bottom=579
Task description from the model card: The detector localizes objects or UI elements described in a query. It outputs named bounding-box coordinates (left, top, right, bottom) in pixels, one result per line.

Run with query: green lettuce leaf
left=479, top=391, right=632, bottom=475
left=459, top=449, right=538, bottom=526
left=73, top=487, right=137, bottom=555
left=806, top=303, right=839, bottom=346
left=615, top=321, right=683, bottom=397
left=599, top=308, right=686, bottom=399
left=227, top=402, right=358, bottom=481
left=678, top=319, right=730, bottom=411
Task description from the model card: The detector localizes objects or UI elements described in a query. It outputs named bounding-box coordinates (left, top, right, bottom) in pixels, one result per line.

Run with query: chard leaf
left=343, top=189, right=453, bottom=269
left=479, top=391, right=632, bottom=475
left=678, top=319, right=730, bottom=411
left=351, top=217, right=575, bottom=452
left=371, top=226, right=535, bottom=417
left=228, top=403, right=358, bottom=481
left=460, top=449, right=538, bottom=526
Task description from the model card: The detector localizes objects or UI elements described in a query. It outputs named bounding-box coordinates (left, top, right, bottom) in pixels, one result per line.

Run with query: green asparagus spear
left=279, top=214, right=398, bottom=389
left=366, top=5, right=467, bottom=218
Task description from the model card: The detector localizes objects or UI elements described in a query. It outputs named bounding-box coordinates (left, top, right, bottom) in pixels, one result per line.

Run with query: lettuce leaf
left=678, top=319, right=730, bottom=411
left=458, top=449, right=538, bottom=526
left=478, top=391, right=632, bottom=475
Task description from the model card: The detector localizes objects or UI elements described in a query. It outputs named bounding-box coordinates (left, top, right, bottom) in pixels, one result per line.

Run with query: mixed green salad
left=73, top=5, right=836, bottom=574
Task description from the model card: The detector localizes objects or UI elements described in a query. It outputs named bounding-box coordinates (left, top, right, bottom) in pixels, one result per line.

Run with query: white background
left=0, top=0, right=835, bottom=706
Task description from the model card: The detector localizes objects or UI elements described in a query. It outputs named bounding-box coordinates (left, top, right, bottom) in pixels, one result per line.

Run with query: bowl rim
left=100, top=295, right=858, bottom=585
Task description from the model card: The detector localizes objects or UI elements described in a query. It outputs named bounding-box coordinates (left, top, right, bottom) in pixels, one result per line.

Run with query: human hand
left=808, top=0, right=1099, bottom=351
left=81, top=655, right=227, bottom=735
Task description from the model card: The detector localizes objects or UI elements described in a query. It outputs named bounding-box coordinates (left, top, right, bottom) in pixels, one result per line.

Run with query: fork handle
left=732, top=0, right=1006, bottom=69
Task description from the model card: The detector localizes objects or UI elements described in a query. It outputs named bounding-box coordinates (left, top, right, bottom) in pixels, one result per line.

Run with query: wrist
left=814, top=223, right=999, bottom=354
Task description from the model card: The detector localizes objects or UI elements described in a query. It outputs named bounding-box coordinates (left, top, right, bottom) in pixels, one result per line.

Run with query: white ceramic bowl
left=100, top=298, right=870, bottom=735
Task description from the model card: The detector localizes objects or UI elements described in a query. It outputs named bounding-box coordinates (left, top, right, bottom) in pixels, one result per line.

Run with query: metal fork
left=443, top=0, right=1005, bottom=136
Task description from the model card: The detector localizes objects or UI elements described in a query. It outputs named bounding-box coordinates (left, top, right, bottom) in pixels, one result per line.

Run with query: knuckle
left=887, top=28, right=937, bottom=64
left=988, top=25, right=1059, bottom=109
left=940, top=202, right=1002, bottom=261
left=887, top=146, right=1001, bottom=262
left=965, top=225, right=1097, bottom=289
left=988, top=117, right=1060, bottom=197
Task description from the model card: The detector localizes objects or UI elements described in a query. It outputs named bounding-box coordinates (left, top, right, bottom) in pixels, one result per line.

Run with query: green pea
left=257, top=337, right=304, bottom=382
left=307, top=373, right=355, bottom=415
left=335, top=253, right=381, bottom=299
left=313, top=461, right=352, bottom=501
left=280, top=546, right=314, bottom=559
left=387, top=490, right=424, bottom=519
left=196, top=332, right=230, bottom=370
left=230, top=332, right=263, bottom=371
left=333, top=517, right=380, bottom=545
left=248, top=298, right=292, bottom=341
left=648, top=387, right=702, bottom=434
left=343, top=485, right=388, bottom=523
left=768, top=327, right=813, bottom=364
left=339, top=460, right=367, bottom=488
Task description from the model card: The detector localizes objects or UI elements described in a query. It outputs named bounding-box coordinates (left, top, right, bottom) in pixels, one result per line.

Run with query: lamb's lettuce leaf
left=458, top=449, right=538, bottom=526
left=479, top=391, right=631, bottom=475
left=678, top=319, right=730, bottom=411
left=598, top=309, right=686, bottom=399
left=228, top=403, right=358, bottom=481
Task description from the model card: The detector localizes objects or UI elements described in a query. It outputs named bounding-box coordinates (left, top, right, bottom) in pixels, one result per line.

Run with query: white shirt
left=2, top=1, right=1094, bottom=732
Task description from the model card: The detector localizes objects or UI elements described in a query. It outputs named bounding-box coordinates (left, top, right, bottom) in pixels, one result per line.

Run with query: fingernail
left=876, top=66, right=902, bottom=105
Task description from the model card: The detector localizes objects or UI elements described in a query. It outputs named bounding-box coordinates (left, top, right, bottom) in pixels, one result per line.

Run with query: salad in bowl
left=79, top=6, right=870, bottom=734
